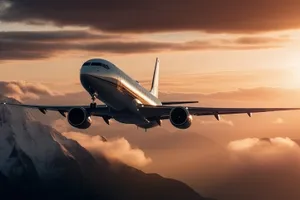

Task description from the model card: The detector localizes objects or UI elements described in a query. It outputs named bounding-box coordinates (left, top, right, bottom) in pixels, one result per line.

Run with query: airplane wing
left=161, top=101, right=199, bottom=105
left=0, top=102, right=111, bottom=117
left=3, top=102, right=300, bottom=121
left=138, top=105, right=300, bottom=120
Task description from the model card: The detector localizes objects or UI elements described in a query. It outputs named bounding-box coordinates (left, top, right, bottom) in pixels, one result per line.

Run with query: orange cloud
left=62, top=131, right=152, bottom=168
left=0, top=30, right=289, bottom=60
left=202, top=137, right=300, bottom=200
left=198, top=118, right=234, bottom=127
left=0, top=81, right=62, bottom=101
left=272, top=118, right=285, bottom=124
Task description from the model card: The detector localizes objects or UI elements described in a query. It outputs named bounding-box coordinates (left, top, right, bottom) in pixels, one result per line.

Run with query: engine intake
left=67, top=107, right=92, bottom=129
left=170, top=107, right=192, bottom=129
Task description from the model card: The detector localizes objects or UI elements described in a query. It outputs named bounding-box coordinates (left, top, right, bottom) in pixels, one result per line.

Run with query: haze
left=1, top=0, right=300, bottom=199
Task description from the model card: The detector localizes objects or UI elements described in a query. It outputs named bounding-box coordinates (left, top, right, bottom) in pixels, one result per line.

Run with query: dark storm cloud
left=234, top=36, right=289, bottom=45
left=0, top=39, right=175, bottom=60
left=0, top=30, right=130, bottom=60
left=0, top=30, right=124, bottom=42
left=2, top=0, right=300, bottom=33
left=0, top=30, right=288, bottom=60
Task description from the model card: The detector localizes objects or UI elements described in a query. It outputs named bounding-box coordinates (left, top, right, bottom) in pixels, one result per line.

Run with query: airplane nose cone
left=80, top=73, right=93, bottom=91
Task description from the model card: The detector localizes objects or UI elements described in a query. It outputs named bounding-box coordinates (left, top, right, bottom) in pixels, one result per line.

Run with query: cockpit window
left=90, top=62, right=110, bottom=69
left=82, top=62, right=91, bottom=66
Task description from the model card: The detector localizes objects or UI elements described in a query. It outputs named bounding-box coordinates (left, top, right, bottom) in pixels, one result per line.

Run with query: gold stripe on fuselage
left=119, top=79, right=157, bottom=106
left=93, top=75, right=156, bottom=106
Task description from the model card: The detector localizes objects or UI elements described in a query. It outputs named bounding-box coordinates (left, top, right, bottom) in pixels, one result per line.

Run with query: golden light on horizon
left=282, top=50, right=300, bottom=88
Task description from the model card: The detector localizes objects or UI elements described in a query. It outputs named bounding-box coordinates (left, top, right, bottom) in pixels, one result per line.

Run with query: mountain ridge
left=0, top=95, right=213, bottom=200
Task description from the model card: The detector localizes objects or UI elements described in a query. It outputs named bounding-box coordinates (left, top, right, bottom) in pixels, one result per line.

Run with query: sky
left=2, top=1, right=300, bottom=199
left=1, top=0, right=300, bottom=92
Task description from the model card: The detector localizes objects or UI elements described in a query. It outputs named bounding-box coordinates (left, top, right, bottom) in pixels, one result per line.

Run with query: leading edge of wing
left=188, top=107, right=300, bottom=115
left=1, top=102, right=96, bottom=111
left=0, top=102, right=109, bottom=116
left=161, top=101, right=199, bottom=105
left=138, top=105, right=300, bottom=118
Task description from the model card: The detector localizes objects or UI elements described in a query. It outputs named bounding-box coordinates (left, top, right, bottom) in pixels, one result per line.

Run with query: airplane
left=1, top=57, right=300, bottom=131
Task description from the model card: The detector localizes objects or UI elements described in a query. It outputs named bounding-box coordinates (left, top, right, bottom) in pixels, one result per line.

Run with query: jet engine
left=67, top=107, right=92, bottom=129
left=170, top=107, right=193, bottom=129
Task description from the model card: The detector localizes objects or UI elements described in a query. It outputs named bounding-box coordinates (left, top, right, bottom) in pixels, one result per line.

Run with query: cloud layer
left=0, top=81, right=61, bottom=101
left=228, top=137, right=300, bottom=163
left=7, top=80, right=300, bottom=199
left=2, top=0, right=300, bottom=33
left=206, top=137, right=300, bottom=200
left=0, top=30, right=288, bottom=60
left=0, top=30, right=122, bottom=42
left=62, top=131, right=152, bottom=168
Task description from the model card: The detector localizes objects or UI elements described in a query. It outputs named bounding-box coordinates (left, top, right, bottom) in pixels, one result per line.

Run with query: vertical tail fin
left=150, top=57, right=160, bottom=97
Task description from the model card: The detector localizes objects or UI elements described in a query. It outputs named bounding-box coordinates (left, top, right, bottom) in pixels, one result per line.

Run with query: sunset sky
left=1, top=0, right=300, bottom=92
left=2, top=1, right=300, bottom=199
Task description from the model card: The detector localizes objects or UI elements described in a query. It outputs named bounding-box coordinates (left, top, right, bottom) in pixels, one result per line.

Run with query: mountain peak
left=0, top=96, right=212, bottom=200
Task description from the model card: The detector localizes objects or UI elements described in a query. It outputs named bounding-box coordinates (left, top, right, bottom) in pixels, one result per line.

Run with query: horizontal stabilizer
left=161, top=101, right=199, bottom=105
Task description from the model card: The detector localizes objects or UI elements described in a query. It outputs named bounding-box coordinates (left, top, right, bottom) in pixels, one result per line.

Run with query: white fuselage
left=80, top=58, right=162, bottom=128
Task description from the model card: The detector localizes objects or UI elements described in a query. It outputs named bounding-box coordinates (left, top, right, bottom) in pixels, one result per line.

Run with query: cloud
left=228, top=137, right=298, bottom=159
left=0, top=81, right=62, bottom=101
left=0, top=30, right=125, bottom=42
left=62, top=131, right=152, bottom=168
left=2, top=0, right=300, bottom=33
left=272, top=118, right=284, bottom=124
left=206, top=137, right=300, bottom=200
left=207, top=87, right=298, bottom=101
left=52, top=119, right=69, bottom=133
left=144, top=68, right=291, bottom=93
left=234, top=36, right=289, bottom=45
left=0, top=1, right=10, bottom=14
left=199, top=118, right=234, bottom=126
left=159, top=87, right=300, bottom=106
left=137, top=134, right=300, bottom=200
left=0, top=30, right=288, bottom=60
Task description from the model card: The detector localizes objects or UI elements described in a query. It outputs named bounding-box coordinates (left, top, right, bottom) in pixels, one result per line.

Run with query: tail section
left=150, top=58, right=160, bottom=97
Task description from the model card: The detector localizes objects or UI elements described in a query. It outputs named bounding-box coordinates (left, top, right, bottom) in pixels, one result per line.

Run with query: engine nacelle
left=170, top=107, right=193, bottom=129
left=67, top=107, right=92, bottom=129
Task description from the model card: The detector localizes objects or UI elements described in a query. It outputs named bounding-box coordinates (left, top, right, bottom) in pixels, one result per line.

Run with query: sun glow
left=276, top=30, right=300, bottom=88
left=283, top=51, right=300, bottom=88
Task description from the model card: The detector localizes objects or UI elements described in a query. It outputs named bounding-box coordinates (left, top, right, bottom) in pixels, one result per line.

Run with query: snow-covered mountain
left=0, top=96, right=212, bottom=200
